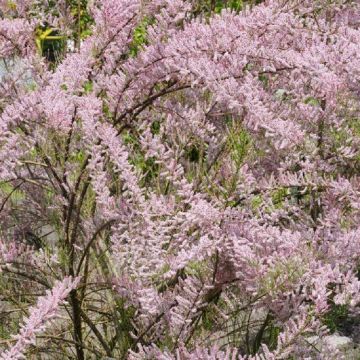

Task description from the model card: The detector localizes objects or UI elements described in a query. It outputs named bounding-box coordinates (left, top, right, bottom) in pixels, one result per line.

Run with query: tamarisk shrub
left=0, top=0, right=360, bottom=358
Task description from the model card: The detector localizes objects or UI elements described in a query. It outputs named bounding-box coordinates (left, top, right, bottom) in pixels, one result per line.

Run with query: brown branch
left=79, top=307, right=112, bottom=357
left=76, top=220, right=115, bottom=276
left=0, top=180, right=25, bottom=213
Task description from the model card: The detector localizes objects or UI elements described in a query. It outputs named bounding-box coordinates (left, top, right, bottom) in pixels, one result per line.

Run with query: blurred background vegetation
left=35, top=0, right=264, bottom=64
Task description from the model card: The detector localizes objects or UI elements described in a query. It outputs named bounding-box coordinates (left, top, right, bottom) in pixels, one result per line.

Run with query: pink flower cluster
left=0, top=0, right=359, bottom=358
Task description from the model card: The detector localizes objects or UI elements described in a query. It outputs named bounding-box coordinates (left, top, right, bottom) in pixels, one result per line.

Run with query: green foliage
left=122, top=130, right=160, bottom=185
left=82, top=80, right=93, bottom=94
left=304, top=96, right=321, bottom=107
left=68, top=0, right=94, bottom=40
left=112, top=299, right=138, bottom=355
left=259, top=258, right=305, bottom=295
left=264, top=323, right=281, bottom=350
left=349, top=117, right=360, bottom=137
left=129, top=18, right=152, bottom=57
left=185, top=260, right=207, bottom=277
left=102, top=101, right=112, bottom=120
left=122, top=131, right=137, bottom=146
left=258, top=73, right=269, bottom=88
left=201, top=307, right=217, bottom=331
left=271, top=187, right=288, bottom=208
left=0, top=278, right=19, bottom=340
left=322, top=304, right=349, bottom=333
left=141, top=157, right=160, bottom=185
left=195, top=0, right=263, bottom=15
left=214, top=0, right=243, bottom=13
left=34, top=1, right=93, bottom=64
left=251, top=194, right=263, bottom=210
left=186, top=145, right=201, bottom=163
left=35, top=27, right=66, bottom=62
left=70, top=149, right=86, bottom=164
left=227, top=124, right=251, bottom=167
left=151, top=120, right=161, bottom=135
left=0, top=182, right=25, bottom=203
left=210, top=121, right=252, bottom=202
left=5, top=0, right=17, bottom=11
left=153, top=264, right=171, bottom=282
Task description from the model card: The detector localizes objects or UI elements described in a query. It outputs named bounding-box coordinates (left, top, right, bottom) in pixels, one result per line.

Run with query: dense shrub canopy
left=0, top=0, right=359, bottom=358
